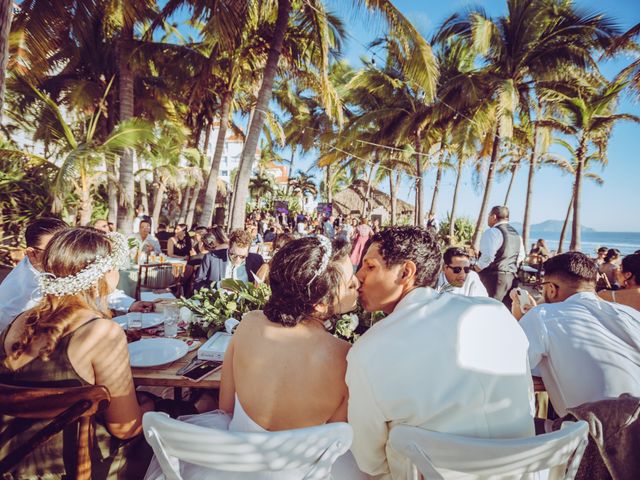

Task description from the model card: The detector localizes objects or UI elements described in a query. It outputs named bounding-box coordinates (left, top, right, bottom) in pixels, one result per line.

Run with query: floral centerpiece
left=178, top=279, right=272, bottom=337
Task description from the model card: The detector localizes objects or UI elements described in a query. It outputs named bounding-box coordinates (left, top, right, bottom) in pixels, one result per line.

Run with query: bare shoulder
left=72, top=317, right=126, bottom=350
left=598, top=290, right=613, bottom=302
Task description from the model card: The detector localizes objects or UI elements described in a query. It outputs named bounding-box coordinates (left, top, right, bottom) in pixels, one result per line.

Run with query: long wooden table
left=132, top=348, right=221, bottom=390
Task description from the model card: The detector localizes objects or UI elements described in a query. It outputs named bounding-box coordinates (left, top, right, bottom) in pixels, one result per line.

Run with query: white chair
left=389, top=421, right=589, bottom=480
left=142, top=411, right=353, bottom=480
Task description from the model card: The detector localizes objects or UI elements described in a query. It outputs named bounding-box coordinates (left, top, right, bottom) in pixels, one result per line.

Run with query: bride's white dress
left=144, top=395, right=369, bottom=479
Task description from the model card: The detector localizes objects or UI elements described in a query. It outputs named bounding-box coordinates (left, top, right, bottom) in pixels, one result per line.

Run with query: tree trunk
left=287, top=148, right=296, bottom=195
left=200, top=90, right=232, bottom=226
left=389, top=170, right=400, bottom=226
left=186, top=185, right=200, bottom=227
left=151, top=180, right=167, bottom=229
left=106, top=160, right=118, bottom=224
left=178, top=186, right=191, bottom=224
left=503, top=164, right=519, bottom=205
left=471, top=123, right=501, bottom=250
left=325, top=164, right=333, bottom=204
left=449, top=158, right=464, bottom=244
left=414, top=140, right=425, bottom=227
left=79, top=175, right=93, bottom=226
left=0, top=0, right=12, bottom=124
left=139, top=175, right=149, bottom=216
left=230, top=0, right=291, bottom=229
left=428, top=144, right=446, bottom=218
left=116, top=23, right=136, bottom=234
left=363, top=160, right=379, bottom=217
left=569, top=135, right=587, bottom=251
left=558, top=190, right=574, bottom=254
left=522, top=122, right=540, bottom=253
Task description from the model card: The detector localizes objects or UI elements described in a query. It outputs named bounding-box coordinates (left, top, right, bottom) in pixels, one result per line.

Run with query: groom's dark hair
left=370, top=226, right=442, bottom=288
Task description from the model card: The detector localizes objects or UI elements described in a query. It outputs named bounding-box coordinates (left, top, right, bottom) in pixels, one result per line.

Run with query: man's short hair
left=443, top=247, right=470, bottom=265
left=371, top=226, right=441, bottom=288
left=489, top=206, right=509, bottom=221
left=158, top=223, right=167, bottom=230
left=621, top=254, right=640, bottom=282
left=25, top=217, right=68, bottom=248
left=229, top=229, right=252, bottom=249
left=597, top=246, right=608, bottom=254
left=543, top=252, right=597, bottom=285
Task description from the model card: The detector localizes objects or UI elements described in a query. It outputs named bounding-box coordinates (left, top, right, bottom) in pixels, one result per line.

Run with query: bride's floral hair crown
left=39, top=232, right=129, bottom=297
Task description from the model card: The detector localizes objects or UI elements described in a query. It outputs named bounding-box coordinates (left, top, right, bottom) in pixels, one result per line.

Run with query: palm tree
left=289, top=170, right=318, bottom=197
left=604, top=22, right=640, bottom=99
left=249, top=172, right=276, bottom=203
left=230, top=0, right=438, bottom=229
left=437, top=0, right=618, bottom=249
left=0, top=0, right=13, bottom=123
left=540, top=77, right=640, bottom=250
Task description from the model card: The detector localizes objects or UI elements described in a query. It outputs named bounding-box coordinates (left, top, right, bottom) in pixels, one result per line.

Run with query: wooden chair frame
left=135, top=263, right=182, bottom=300
left=0, top=383, right=111, bottom=480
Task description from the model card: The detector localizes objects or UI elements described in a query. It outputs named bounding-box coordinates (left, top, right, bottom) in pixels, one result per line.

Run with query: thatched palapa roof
left=332, top=180, right=414, bottom=219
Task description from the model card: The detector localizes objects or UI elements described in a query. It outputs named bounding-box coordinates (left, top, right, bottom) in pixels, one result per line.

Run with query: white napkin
left=225, top=318, right=240, bottom=334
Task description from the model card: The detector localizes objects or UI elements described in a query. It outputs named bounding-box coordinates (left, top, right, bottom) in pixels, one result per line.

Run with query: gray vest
left=486, top=223, right=520, bottom=273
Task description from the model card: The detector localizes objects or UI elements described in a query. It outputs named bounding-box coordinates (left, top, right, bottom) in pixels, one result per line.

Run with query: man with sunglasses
left=510, top=252, right=640, bottom=418
left=437, top=247, right=488, bottom=297
left=194, top=229, right=264, bottom=291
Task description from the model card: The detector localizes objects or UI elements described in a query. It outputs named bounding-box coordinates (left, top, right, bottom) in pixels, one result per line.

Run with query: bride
left=145, top=236, right=368, bottom=479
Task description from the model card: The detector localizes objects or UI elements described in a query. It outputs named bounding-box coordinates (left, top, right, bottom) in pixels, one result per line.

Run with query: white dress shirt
left=436, top=270, right=488, bottom=297
left=477, top=220, right=526, bottom=270
left=0, top=257, right=136, bottom=331
left=129, top=233, right=162, bottom=256
left=346, top=288, right=534, bottom=479
left=519, top=291, right=640, bottom=416
left=224, top=261, right=249, bottom=283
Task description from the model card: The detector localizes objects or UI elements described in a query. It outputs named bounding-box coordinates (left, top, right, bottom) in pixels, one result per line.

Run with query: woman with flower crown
left=145, top=236, right=369, bottom=479
left=0, top=227, right=180, bottom=479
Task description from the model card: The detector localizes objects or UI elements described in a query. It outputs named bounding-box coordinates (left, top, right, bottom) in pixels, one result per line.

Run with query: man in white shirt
left=436, top=246, right=488, bottom=297
left=475, top=205, right=525, bottom=307
left=129, top=219, right=162, bottom=260
left=347, top=226, right=534, bottom=480
left=0, top=219, right=154, bottom=331
left=511, top=252, right=640, bottom=417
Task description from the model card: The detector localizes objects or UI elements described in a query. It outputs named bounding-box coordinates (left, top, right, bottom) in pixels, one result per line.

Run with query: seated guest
left=529, top=238, right=550, bottom=265
left=348, top=227, right=534, bottom=479
left=263, top=226, right=276, bottom=243
left=598, top=253, right=640, bottom=310
left=191, top=226, right=209, bottom=256
left=155, top=223, right=172, bottom=253
left=436, top=246, right=488, bottom=297
left=194, top=230, right=264, bottom=291
left=0, top=219, right=153, bottom=331
left=166, top=223, right=192, bottom=259
left=595, top=246, right=608, bottom=266
left=511, top=252, right=640, bottom=416
left=600, top=248, right=622, bottom=289
left=145, top=237, right=366, bottom=480
left=129, top=219, right=161, bottom=261
left=0, top=228, right=159, bottom=478
left=254, top=232, right=295, bottom=284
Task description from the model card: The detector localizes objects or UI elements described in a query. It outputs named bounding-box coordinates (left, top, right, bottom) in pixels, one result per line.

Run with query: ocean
left=528, top=231, right=640, bottom=256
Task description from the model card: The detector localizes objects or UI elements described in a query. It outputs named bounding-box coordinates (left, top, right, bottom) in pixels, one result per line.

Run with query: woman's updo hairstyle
left=605, top=248, right=621, bottom=263
left=10, top=227, right=114, bottom=362
left=264, top=236, right=351, bottom=327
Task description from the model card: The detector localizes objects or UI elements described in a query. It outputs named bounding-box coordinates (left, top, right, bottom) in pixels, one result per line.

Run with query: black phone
left=181, top=360, right=223, bottom=382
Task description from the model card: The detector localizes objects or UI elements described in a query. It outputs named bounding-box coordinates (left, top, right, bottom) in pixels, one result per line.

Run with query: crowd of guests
left=0, top=208, right=638, bottom=479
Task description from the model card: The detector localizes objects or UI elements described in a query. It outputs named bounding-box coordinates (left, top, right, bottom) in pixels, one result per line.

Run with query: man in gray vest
left=475, top=206, right=525, bottom=307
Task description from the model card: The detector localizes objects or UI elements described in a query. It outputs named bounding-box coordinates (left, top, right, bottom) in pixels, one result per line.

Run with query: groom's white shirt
left=346, top=287, right=534, bottom=479
left=0, top=257, right=135, bottom=331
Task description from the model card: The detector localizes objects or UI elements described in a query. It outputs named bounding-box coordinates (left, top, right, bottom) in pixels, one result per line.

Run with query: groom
left=346, top=226, right=534, bottom=479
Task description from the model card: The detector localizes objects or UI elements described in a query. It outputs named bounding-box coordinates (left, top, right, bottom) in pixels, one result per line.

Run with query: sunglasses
left=446, top=265, right=470, bottom=274
left=229, top=253, right=248, bottom=261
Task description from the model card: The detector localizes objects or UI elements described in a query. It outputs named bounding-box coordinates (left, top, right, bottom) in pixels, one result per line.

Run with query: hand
left=509, top=288, right=537, bottom=320
left=144, top=244, right=153, bottom=253
left=129, top=301, right=155, bottom=313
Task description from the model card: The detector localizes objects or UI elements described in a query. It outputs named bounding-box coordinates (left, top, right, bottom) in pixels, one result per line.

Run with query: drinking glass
left=128, top=312, right=143, bottom=330
left=164, top=305, right=179, bottom=338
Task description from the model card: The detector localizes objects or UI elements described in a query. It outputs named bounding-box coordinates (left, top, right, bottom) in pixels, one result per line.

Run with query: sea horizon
left=525, top=230, right=640, bottom=256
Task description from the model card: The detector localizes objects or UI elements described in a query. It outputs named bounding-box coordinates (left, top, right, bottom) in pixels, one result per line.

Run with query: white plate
left=128, top=338, right=188, bottom=367
left=115, top=312, right=165, bottom=330
left=140, top=291, right=176, bottom=302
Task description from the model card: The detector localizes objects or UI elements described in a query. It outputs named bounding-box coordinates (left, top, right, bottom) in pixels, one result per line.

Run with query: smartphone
left=181, top=360, right=223, bottom=382
left=517, top=288, right=530, bottom=314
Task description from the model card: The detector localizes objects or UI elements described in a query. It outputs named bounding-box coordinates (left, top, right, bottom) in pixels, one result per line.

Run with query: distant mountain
left=511, top=220, right=596, bottom=234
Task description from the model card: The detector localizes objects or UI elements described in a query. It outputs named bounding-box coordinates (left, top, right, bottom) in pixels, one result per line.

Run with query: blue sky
left=287, top=0, right=640, bottom=232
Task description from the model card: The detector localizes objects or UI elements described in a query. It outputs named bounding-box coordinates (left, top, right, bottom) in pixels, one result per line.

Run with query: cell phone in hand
left=517, top=288, right=530, bottom=314
left=181, top=360, right=223, bottom=382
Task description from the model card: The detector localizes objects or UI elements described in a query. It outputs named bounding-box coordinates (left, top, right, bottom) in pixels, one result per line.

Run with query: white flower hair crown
left=307, top=235, right=332, bottom=287
left=39, top=232, right=130, bottom=297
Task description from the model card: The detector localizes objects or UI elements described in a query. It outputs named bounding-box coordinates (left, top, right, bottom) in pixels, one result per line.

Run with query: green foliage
left=178, top=280, right=272, bottom=335
left=438, top=215, right=475, bottom=246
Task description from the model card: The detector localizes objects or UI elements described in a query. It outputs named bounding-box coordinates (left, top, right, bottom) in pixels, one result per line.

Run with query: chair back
left=136, top=263, right=178, bottom=299
left=389, top=421, right=589, bottom=480
left=0, top=383, right=111, bottom=480
left=143, top=411, right=352, bottom=480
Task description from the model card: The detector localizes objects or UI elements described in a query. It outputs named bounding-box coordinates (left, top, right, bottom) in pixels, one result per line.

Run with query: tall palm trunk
left=503, top=164, right=519, bottom=205
left=79, top=173, right=93, bottom=226
left=363, top=160, right=379, bottom=217
left=200, top=90, right=232, bottom=226
left=117, top=23, right=135, bottom=233
left=186, top=185, right=200, bottom=227
left=230, top=0, right=292, bottom=229
left=558, top=190, right=574, bottom=254
left=178, top=186, right=191, bottom=224
left=429, top=142, right=447, bottom=218
left=325, top=164, right=333, bottom=204
left=0, top=0, right=12, bottom=123
left=522, top=122, right=540, bottom=252
left=139, top=175, right=150, bottom=216
left=569, top=135, right=587, bottom=251
left=449, top=158, right=464, bottom=244
left=472, top=124, right=501, bottom=250
left=151, top=180, right=167, bottom=229
left=414, top=140, right=425, bottom=227
left=286, top=148, right=296, bottom=195
left=389, top=169, right=401, bottom=226
left=106, top=160, right=118, bottom=223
